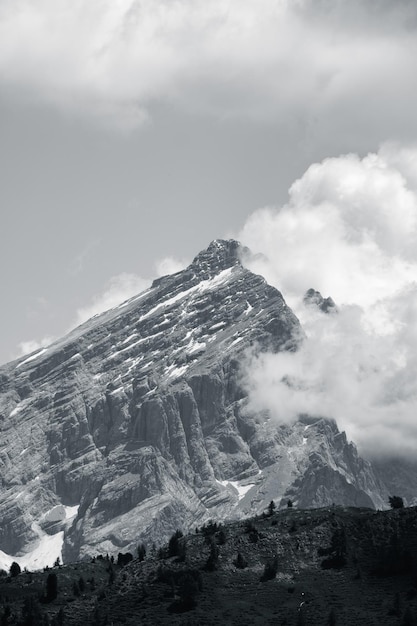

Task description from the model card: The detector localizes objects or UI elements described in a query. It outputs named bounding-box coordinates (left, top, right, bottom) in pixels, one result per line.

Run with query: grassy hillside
left=1, top=505, right=417, bottom=625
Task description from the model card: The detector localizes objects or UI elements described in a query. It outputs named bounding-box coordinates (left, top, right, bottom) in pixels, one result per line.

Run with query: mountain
left=0, top=240, right=388, bottom=567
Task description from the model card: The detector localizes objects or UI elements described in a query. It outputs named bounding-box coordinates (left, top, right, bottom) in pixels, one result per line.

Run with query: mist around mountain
left=0, top=239, right=413, bottom=572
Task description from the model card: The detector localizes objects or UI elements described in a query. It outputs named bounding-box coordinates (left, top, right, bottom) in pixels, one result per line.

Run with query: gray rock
left=304, top=288, right=337, bottom=313
left=0, top=240, right=389, bottom=564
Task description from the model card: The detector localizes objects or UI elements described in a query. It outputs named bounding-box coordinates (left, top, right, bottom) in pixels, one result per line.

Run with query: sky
left=1, top=0, right=417, bottom=456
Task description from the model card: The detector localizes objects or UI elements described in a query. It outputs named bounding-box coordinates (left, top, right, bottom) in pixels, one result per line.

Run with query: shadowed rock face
left=0, top=240, right=387, bottom=564
left=304, top=288, right=337, bottom=313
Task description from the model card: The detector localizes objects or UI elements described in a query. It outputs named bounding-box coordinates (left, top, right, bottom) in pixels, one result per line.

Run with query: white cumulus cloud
left=239, top=143, right=417, bottom=458
left=74, top=273, right=151, bottom=327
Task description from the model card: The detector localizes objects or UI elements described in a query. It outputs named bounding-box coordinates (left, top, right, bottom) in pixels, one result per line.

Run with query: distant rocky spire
left=303, top=288, right=337, bottom=313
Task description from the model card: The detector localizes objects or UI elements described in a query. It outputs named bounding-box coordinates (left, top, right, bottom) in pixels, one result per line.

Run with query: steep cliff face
left=0, top=240, right=387, bottom=566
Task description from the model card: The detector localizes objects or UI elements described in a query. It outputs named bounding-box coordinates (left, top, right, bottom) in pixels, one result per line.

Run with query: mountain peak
left=304, top=288, right=337, bottom=314
left=190, top=239, right=247, bottom=278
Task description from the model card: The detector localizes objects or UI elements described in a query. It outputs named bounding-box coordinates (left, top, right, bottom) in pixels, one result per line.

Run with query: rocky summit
left=0, top=240, right=388, bottom=567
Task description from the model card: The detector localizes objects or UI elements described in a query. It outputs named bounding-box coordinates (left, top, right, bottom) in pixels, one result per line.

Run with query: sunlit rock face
left=0, top=240, right=387, bottom=565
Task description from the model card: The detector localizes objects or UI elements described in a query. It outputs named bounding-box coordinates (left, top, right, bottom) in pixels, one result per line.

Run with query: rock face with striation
left=0, top=240, right=387, bottom=566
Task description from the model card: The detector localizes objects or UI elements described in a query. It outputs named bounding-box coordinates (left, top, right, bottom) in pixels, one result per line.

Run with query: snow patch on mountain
left=0, top=505, right=79, bottom=572
left=16, top=348, right=48, bottom=369
left=217, top=479, right=256, bottom=501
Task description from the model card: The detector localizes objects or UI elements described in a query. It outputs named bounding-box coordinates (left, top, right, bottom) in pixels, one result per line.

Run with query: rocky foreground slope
left=1, top=505, right=417, bottom=625
left=0, top=240, right=388, bottom=566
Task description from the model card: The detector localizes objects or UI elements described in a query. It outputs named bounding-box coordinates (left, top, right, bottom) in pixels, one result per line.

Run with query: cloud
left=155, top=256, right=189, bottom=277
left=74, top=272, right=150, bottom=327
left=239, top=144, right=417, bottom=458
left=0, top=0, right=416, bottom=137
left=240, top=144, right=417, bottom=311
left=68, top=240, right=101, bottom=276
left=17, top=336, right=55, bottom=357
left=72, top=254, right=188, bottom=327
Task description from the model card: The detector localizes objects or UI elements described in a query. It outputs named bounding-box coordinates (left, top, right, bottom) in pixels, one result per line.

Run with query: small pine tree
left=137, top=543, right=146, bottom=562
left=389, top=495, right=404, bottom=509
left=46, top=572, right=58, bottom=601
left=205, top=539, right=219, bottom=571
left=168, top=530, right=184, bottom=557
left=287, top=499, right=293, bottom=508
left=260, top=556, right=279, bottom=581
left=234, top=552, right=248, bottom=569
left=217, top=529, right=226, bottom=545
left=268, top=500, right=276, bottom=516
left=177, top=541, right=187, bottom=563
left=108, top=568, right=115, bottom=586
left=244, top=520, right=257, bottom=534
left=117, top=552, right=133, bottom=567
left=9, top=561, right=21, bottom=578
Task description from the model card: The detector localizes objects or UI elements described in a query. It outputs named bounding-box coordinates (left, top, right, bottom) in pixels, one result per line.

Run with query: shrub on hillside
left=260, top=556, right=279, bottom=582
left=137, top=543, right=146, bottom=562
left=244, top=520, right=256, bottom=534
left=200, top=520, right=219, bottom=537
left=204, top=539, right=219, bottom=571
left=389, top=496, right=405, bottom=509
left=234, top=552, right=248, bottom=569
left=168, top=569, right=202, bottom=613
left=45, top=572, right=58, bottom=602
left=117, top=552, right=133, bottom=567
left=168, top=530, right=184, bottom=557
left=9, top=561, right=21, bottom=578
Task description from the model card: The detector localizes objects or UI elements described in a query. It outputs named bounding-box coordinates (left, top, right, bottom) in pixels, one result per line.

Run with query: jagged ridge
left=0, top=240, right=387, bottom=566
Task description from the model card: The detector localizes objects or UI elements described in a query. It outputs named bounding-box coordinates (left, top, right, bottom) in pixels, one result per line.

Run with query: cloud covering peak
left=239, top=144, right=417, bottom=458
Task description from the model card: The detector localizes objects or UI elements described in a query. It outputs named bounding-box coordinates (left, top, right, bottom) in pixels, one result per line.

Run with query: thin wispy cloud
left=17, top=336, right=55, bottom=357
left=68, top=239, right=101, bottom=276
left=74, top=272, right=151, bottom=327
left=72, top=254, right=188, bottom=326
